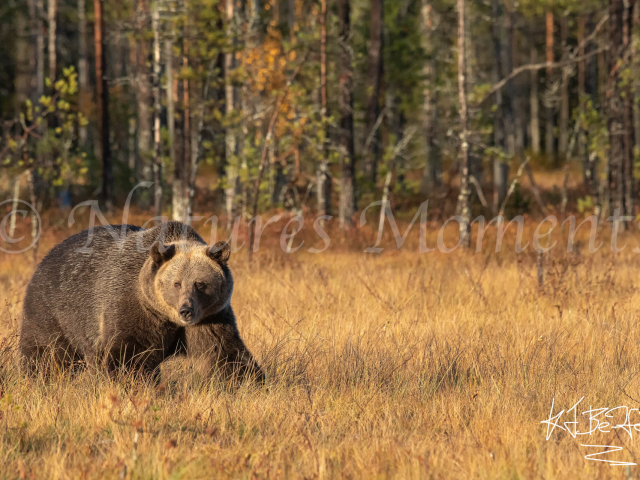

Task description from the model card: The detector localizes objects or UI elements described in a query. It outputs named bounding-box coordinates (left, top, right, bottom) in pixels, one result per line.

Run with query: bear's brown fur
left=19, top=222, right=263, bottom=382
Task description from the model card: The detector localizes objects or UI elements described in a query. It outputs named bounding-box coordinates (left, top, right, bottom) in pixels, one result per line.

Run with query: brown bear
left=19, top=221, right=263, bottom=382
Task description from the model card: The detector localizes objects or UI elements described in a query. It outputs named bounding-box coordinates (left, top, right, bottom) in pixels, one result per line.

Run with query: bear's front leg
left=185, top=322, right=264, bottom=383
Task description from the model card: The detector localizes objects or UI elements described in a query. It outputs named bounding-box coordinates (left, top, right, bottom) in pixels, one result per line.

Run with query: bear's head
left=146, top=240, right=233, bottom=326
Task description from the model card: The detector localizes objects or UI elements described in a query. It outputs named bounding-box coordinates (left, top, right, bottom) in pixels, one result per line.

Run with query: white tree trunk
left=224, top=0, right=237, bottom=230
left=456, top=0, right=471, bottom=247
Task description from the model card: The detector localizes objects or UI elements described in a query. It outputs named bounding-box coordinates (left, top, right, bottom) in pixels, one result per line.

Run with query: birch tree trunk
left=457, top=0, right=471, bottom=247
left=168, top=16, right=188, bottom=222
left=9, top=177, right=22, bottom=239
left=338, top=0, right=356, bottom=229
left=317, top=0, right=331, bottom=217
left=224, top=0, right=238, bottom=230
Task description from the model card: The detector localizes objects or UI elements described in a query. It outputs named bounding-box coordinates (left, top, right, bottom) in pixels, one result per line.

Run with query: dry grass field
left=2, top=210, right=640, bottom=479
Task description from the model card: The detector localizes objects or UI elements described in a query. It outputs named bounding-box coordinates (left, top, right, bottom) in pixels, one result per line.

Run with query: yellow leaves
left=289, top=50, right=297, bottom=62
left=56, top=100, right=70, bottom=112
left=55, top=79, right=66, bottom=93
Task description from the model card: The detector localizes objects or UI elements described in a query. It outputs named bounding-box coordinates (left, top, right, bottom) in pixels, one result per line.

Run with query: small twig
left=469, top=175, right=488, bottom=209
left=561, top=170, right=569, bottom=215
left=523, top=163, right=549, bottom=216
left=362, top=106, right=388, bottom=157
left=498, top=156, right=530, bottom=218
left=356, top=273, right=394, bottom=311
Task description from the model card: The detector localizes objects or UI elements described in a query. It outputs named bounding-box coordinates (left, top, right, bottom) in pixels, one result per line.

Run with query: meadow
left=2, top=209, right=640, bottom=479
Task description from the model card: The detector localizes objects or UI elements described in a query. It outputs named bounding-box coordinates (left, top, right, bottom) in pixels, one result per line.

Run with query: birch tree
left=317, top=0, right=331, bottom=217
left=224, top=0, right=238, bottom=230
left=457, top=0, right=471, bottom=248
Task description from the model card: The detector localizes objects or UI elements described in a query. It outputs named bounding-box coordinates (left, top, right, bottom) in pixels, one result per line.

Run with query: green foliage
left=577, top=195, right=594, bottom=214
left=1, top=67, right=88, bottom=190
left=0, top=0, right=624, bottom=217
left=577, top=95, right=608, bottom=180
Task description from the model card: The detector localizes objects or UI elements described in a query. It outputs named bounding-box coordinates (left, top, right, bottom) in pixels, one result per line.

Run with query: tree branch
left=478, top=47, right=608, bottom=107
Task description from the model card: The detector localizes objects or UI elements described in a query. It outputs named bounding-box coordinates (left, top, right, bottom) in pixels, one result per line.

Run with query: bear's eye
left=195, top=282, right=206, bottom=291
left=174, top=282, right=181, bottom=289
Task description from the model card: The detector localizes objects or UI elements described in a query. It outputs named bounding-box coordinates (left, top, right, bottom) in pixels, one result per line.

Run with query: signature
left=541, top=397, right=639, bottom=466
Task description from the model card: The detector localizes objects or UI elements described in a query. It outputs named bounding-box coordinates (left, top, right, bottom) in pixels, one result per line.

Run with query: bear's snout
left=179, top=304, right=196, bottom=323
left=179, top=305, right=194, bottom=318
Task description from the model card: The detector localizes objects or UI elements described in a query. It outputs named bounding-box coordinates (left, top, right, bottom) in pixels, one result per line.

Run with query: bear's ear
left=150, top=241, right=176, bottom=265
left=207, top=241, right=230, bottom=265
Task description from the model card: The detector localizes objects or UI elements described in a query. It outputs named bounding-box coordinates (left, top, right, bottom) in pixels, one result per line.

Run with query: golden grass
left=2, top=213, right=640, bottom=479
